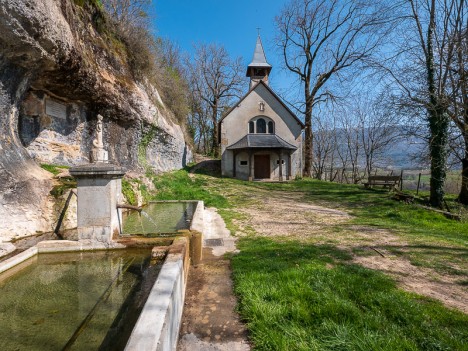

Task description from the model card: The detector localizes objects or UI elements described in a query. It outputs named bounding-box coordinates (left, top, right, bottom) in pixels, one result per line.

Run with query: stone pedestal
left=90, top=148, right=109, bottom=163
left=70, top=164, right=126, bottom=244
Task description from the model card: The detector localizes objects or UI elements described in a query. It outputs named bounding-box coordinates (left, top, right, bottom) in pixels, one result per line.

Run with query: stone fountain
left=70, top=114, right=125, bottom=245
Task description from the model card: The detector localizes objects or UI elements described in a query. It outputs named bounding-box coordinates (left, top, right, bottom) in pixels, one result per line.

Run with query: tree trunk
left=428, top=105, right=449, bottom=207
left=426, top=0, right=448, bottom=208
left=303, top=90, right=313, bottom=177
left=211, top=103, right=219, bottom=158
left=459, top=137, right=468, bottom=204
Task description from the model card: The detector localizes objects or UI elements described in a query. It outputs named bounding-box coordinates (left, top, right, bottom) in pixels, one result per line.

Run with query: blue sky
left=151, top=0, right=296, bottom=94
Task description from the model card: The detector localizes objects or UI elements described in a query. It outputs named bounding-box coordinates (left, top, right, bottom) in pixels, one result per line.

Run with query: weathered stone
left=126, top=238, right=189, bottom=351
left=0, top=242, right=16, bottom=259
left=70, top=164, right=125, bottom=243
left=151, top=246, right=168, bottom=259
left=0, top=0, right=192, bottom=239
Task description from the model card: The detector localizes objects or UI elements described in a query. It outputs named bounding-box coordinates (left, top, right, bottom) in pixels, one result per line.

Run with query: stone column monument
left=70, top=114, right=125, bottom=245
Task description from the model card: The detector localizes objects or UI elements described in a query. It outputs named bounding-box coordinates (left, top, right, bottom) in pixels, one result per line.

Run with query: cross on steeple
left=246, top=33, right=272, bottom=88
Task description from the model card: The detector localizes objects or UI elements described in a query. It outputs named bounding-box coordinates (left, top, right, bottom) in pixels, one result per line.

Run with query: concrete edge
left=36, top=240, right=126, bottom=253
left=1, top=219, right=195, bottom=350
left=0, top=247, right=38, bottom=274
left=125, top=238, right=188, bottom=351
left=0, top=240, right=128, bottom=274
left=149, top=200, right=197, bottom=203
left=190, top=201, right=205, bottom=233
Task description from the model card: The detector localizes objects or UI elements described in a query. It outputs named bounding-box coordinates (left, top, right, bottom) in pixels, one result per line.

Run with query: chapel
left=219, top=35, right=304, bottom=181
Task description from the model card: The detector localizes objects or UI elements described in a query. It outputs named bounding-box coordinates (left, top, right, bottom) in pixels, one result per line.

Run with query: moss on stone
left=73, top=0, right=103, bottom=10
left=138, top=124, right=159, bottom=168
left=122, top=179, right=137, bottom=205
left=50, top=180, right=76, bottom=198
left=40, top=164, right=70, bottom=176
left=40, top=164, right=76, bottom=198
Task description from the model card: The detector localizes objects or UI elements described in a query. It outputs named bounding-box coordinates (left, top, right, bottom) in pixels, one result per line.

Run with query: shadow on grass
left=186, top=160, right=222, bottom=178
left=231, top=237, right=468, bottom=351
left=235, top=179, right=467, bottom=246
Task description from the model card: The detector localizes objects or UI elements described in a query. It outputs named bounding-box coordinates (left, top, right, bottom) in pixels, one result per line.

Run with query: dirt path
left=178, top=208, right=250, bottom=351
left=178, top=176, right=466, bottom=351
left=231, top=188, right=468, bottom=313
left=178, top=249, right=250, bottom=351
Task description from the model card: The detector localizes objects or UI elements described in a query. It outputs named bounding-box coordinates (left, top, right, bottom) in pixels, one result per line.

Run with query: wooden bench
left=364, top=175, right=401, bottom=190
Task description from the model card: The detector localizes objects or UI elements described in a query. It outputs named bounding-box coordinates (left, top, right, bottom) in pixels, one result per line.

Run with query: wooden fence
left=316, top=168, right=462, bottom=195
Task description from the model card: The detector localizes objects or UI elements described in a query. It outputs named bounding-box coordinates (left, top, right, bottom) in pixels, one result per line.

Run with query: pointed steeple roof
left=248, top=35, right=272, bottom=69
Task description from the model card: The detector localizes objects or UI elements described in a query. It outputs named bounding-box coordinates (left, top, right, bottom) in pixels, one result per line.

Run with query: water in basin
left=122, top=201, right=196, bottom=235
left=0, top=249, right=160, bottom=351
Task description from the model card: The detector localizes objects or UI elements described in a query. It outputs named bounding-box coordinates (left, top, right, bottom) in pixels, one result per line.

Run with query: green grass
left=148, top=171, right=467, bottom=260
left=40, top=164, right=75, bottom=197
left=40, top=164, right=70, bottom=176
left=121, top=179, right=138, bottom=205
left=245, top=179, right=468, bottom=279
left=146, top=168, right=254, bottom=234
left=150, top=169, right=229, bottom=209
left=145, top=169, right=468, bottom=349
left=232, top=237, right=468, bottom=351
left=249, top=179, right=468, bottom=244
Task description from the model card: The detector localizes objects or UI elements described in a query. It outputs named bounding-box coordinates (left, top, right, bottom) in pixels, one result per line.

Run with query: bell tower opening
left=246, top=35, right=272, bottom=89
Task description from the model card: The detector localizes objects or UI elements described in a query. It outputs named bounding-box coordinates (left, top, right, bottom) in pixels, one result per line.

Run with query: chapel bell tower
left=246, top=35, right=272, bottom=89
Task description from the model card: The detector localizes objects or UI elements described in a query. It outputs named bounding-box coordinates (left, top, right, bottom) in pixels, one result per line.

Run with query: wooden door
left=254, top=155, right=270, bottom=179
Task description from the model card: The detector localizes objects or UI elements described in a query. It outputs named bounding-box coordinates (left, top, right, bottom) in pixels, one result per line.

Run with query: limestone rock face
left=0, top=0, right=192, bottom=240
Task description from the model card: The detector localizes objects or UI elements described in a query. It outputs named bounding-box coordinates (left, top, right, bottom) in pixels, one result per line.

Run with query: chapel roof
left=226, top=134, right=297, bottom=150
left=247, top=35, right=272, bottom=70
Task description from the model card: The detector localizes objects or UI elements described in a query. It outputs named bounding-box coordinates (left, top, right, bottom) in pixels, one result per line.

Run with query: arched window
left=257, top=118, right=266, bottom=133
left=248, top=117, right=274, bottom=134
left=268, top=121, right=274, bottom=134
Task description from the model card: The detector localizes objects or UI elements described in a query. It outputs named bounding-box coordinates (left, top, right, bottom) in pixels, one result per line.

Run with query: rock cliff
left=0, top=0, right=192, bottom=240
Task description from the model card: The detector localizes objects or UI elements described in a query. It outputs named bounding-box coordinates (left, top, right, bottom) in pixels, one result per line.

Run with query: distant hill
left=380, top=135, right=427, bottom=170
left=316, top=126, right=428, bottom=170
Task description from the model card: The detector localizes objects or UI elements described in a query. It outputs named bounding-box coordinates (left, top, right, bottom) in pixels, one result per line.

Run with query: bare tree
left=314, top=90, right=401, bottom=184
left=335, top=130, right=351, bottom=183
left=102, top=0, right=151, bottom=36
left=381, top=0, right=464, bottom=207
left=275, top=0, right=391, bottom=177
left=187, top=43, right=245, bottom=157
left=100, top=0, right=156, bottom=77
left=312, top=102, right=349, bottom=181
left=409, top=0, right=457, bottom=207
left=152, top=39, right=190, bottom=123
left=354, top=94, right=401, bottom=178
left=340, top=111, right=362, bottom=183
left=312, top=113, right=338, bottom=180
left=187, top=95, right=212, bottom=154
